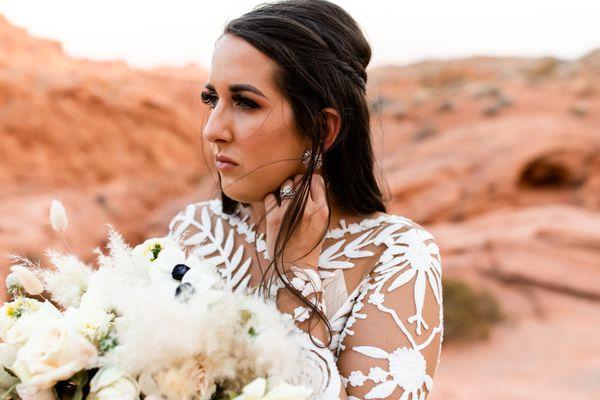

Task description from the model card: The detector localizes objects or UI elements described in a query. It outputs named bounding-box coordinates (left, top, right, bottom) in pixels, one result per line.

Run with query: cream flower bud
left=50, top=200, right=68, bottom=232
left=5, top=273, right=19, bottom=290
left=10, top=265, right=44, bottom=296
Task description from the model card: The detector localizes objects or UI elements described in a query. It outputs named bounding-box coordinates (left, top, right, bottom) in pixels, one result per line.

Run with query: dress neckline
left=230, top=200, right=391, bottom=238
left=204, top=199, right=393, bottom=249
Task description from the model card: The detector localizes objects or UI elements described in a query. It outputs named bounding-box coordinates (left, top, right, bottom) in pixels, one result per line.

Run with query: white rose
left=239, top=377, right=267, bottom=399
left=139, top=361, right=213, bottom=399
left=15, top=385, right=57, bottom=400
left=0, top=342, right=17, bottom=367
left=65, top=306, right=114, bottom=344
left=88, top=366, right=139, bottom=400
left=263, top=382, right=313, bottom=400
left=0, top=298, right=45, bottom=343
left=12, top=319, right=98, bottom=391
left=236, top=378, right=312, bottom=400
left=0, top=343, right=18, bottom=390
left=0, top=367, right=18, bottom=392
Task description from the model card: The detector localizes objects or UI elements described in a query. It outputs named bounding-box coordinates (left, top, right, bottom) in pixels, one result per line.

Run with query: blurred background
left=0, top=1, right=599, bottom=399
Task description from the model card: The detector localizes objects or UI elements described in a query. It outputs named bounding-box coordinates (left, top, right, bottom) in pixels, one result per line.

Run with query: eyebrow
left=204, top=83, right=268, bottom=99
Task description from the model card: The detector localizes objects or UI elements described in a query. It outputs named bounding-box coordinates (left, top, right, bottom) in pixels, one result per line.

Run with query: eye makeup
left=200, top=91, right=260, bottom=110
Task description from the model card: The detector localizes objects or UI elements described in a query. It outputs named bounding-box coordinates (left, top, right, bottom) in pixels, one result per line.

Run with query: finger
left=264, top=192, right=278, bottom=212
left=309, top=173, right=326, bottom=206
left=283, top=177, right=295, bottom=188
left=293, top=174, right=303, bottom=189
left=279, top=177, right=295, bottom=207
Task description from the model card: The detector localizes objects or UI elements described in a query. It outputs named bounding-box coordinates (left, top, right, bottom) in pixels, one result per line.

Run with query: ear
left=321, top=107, right=341, bottom=151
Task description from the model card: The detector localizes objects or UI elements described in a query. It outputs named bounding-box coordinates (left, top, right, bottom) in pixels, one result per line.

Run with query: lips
left=215, top=154, right=238, bottom=165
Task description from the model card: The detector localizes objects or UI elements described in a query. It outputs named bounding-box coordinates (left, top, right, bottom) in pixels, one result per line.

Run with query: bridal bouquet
left=0, top=201, right=315, bottom=400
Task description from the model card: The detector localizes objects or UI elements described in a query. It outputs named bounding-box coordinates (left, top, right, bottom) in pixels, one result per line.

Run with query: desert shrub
left=526, top=56, right=560, bottom=80
left=442, top=277, right=503, bottom=343
left=419, top=66, right=468, bottom=88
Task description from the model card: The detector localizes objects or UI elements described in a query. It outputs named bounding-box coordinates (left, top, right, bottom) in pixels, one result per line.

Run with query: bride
left=169, top=1, right=444, bottom=398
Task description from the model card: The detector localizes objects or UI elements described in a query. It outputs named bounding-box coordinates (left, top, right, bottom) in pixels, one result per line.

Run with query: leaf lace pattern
left=168, top=199, right=444, bottom=399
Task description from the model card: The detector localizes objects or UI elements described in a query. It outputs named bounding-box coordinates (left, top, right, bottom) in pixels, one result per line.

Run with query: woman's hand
left=264, top=173, right=331, bottom=344
left=263, top=173, right=329, bottom=270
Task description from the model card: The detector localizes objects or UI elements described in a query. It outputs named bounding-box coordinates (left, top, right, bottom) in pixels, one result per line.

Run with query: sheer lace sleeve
left=273, top=265, right=345, bottom=399
left=335, top=224, right=444, bottom=400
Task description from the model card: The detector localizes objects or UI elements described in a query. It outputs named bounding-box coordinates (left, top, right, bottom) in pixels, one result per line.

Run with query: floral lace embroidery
left=325, top=215, right=406, bottom=239
left=168, top=199, right=444, bottom=399
left=339, top=224, right=444, bottom=399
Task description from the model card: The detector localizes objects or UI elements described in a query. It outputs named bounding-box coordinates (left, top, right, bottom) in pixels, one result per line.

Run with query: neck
left=245, top=196, right=353, bottom=237
left=248, top=201, right=267, bottom=236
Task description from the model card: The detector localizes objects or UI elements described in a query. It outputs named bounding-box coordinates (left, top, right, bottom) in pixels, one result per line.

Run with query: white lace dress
left=168, top=199, right=444, bottom=400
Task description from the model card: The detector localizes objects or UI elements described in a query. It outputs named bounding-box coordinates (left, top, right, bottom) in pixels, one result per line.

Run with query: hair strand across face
left=219, top=0, right=387, bottom=348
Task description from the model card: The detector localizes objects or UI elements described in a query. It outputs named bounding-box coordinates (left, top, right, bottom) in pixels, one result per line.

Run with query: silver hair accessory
left=301, top=149, right=323, bottom=169
left=279, top=185, right=296, bottom=200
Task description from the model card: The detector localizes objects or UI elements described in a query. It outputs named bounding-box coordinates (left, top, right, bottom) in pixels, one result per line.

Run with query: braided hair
left=218, top=0, right=386, bottom=348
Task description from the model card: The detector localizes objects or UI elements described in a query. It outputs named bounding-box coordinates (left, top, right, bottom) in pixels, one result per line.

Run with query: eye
left=232, top=94, right=259, bottom=110
left=200, top=91, right=259, bottom=111
left=200, top=91, right=217, bottom=109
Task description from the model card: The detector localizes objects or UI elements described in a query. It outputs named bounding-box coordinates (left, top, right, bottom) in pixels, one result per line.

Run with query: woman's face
left=201, top=34, right=308, bottom=203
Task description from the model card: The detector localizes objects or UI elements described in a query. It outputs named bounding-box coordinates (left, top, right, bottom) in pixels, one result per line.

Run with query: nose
left=202, top=105, right=233, bottom=144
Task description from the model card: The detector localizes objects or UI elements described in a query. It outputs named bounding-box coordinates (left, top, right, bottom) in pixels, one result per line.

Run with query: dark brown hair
left=216, top=0, right=386, bottom=348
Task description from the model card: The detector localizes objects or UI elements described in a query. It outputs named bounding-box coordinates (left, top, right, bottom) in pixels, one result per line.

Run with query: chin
left=220, top=169, right=293, bottom=204
left=221, top=184, right=266, bottom=204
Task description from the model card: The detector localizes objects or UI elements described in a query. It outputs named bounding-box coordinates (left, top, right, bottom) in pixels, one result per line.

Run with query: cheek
left=235, top=103, right=303, bottom=160
left=223, top=122, right=306, bottom=202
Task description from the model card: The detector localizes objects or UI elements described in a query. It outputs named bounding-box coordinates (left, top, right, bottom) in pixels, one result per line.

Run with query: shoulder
left=374, top=213, right=439, bottom=254
left=168, top=198, right=245, bottom=243
left=167, top=199, right=265, bottom=251
left=344, top=213, right=444, bottom=340
left=167, top=198, right=223, bottom=239
left=360, top=212, right=442, bottom=284
left=335, top=215, right=444, bottom=399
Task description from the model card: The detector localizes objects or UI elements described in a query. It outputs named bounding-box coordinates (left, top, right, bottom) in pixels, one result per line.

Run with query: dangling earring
left=301, top=149, right=323, bottom=169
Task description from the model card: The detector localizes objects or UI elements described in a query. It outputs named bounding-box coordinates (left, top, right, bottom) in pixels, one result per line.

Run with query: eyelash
left=200, top=92, right=259, bottom=110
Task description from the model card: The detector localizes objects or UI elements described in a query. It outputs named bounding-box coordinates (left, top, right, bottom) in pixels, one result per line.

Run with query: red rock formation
left=0, top=14, right=213, bottom=297
left=1, top=14, right=599, bottom=399
left=0, top=14, right=210, bottom=196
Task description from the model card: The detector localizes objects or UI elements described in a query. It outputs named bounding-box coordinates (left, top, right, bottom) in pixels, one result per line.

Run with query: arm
left=274, top=264, right=348, bottom=400
left=274, top=264, right=329, bottom=343
left=335, top=226, right=444, bottom=399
